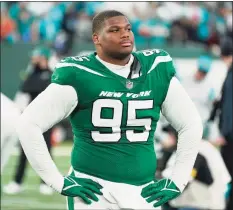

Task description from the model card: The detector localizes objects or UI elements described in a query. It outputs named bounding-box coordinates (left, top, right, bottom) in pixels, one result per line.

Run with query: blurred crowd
left=1, top=2, right=232, bottom=54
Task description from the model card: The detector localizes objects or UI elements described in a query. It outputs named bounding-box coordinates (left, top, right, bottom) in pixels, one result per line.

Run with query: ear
left=92, top=33, right=100, bottom=45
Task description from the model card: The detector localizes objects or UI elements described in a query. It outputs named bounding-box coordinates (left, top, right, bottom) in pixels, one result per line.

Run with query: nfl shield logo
left=126, top=80, right=133, bottom=89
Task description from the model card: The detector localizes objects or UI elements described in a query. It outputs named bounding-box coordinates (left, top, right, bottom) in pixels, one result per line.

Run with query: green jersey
left=51, top=49, right=175, bottom=185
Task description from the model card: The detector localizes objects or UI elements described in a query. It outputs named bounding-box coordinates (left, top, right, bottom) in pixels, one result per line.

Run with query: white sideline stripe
left=56, top=63, right=106, bottom=77
left=2, top=198, right=65, bottom=209
left=148, top=55, right=172, bottom=74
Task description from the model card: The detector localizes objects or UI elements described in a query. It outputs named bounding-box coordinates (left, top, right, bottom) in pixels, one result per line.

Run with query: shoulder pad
left=59, top=54, right=92, bottom=65
left=135, top=49, right=169, bottom=57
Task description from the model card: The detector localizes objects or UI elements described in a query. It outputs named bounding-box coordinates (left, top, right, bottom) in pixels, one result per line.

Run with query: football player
left=16, top=10, right=203, bottom=209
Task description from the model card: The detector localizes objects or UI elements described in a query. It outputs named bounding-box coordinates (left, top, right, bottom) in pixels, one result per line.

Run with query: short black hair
left=92, top=10, right=126, bottom=33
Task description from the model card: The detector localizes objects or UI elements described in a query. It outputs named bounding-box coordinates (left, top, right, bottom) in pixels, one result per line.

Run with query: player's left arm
left=141, top=77, right=203, bottom=207
left=162, top=76, right=203, bottom=190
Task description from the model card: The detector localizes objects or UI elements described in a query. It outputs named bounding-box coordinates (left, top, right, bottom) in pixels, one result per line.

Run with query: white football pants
left=66, top=167, right=161, bottom=210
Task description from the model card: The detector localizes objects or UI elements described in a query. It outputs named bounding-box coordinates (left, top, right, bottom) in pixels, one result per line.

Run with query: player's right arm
left=16, top=63, right=102, bottom=204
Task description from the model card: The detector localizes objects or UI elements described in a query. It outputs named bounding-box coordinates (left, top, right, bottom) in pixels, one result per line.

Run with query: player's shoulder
left=134, top=48, right=170, bottom=57
left=53, top=53, right=94, bottom=74
left=52, top=53, right=100, bottom=85
left=133, top=49, right=174, bottom=73
left=51, top=56, right=83, bottom=86
left=55, top=53, right=95, bottom=70
left=133, top=49, right=172, bottom=65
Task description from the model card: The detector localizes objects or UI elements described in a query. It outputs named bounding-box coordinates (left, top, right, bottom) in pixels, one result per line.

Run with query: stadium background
left=1, top=1, right=232, bottom=210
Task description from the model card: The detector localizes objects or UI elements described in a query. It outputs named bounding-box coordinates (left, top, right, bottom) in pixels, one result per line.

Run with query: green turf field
left=1, top=144, right=72, bottom=210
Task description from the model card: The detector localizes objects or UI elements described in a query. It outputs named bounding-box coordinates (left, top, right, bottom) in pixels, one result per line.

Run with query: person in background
left=0, top=2, right=17, bottom=43
left=1, top=93, right=21, bottom=173
left=179, top=47, right=217, bottom=140
left=213, top=37, right=232, bottom=210
left=181, top=49, right=214, bottom=121
left=3, top=46, right=54, bottom=195
left=162, top=125, right=231, bottom=210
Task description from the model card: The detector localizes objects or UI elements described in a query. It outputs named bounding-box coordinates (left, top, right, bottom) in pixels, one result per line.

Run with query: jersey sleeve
left=163, top=51, right=176, bottom=78
left=136, top=49, right=176, bottom=81
left=51, top=58, right=77, bottom=87
left=161, top=77, right=203, bottom=191
left=156, top=49, right=176, bottom=81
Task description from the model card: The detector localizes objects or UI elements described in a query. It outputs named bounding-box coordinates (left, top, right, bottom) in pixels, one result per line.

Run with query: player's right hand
left=61, top=175, right=103, bottom=204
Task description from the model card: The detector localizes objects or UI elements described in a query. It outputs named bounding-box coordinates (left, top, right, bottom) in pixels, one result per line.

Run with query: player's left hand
left=141, top=178, right=181, bottom=208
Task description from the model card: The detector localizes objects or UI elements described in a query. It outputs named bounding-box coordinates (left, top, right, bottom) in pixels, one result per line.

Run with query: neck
left=97, top=52, right=131, bottom=66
